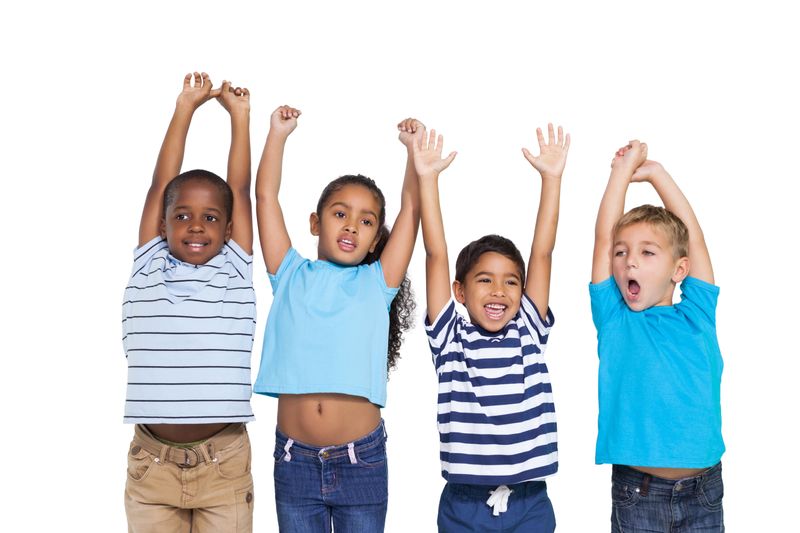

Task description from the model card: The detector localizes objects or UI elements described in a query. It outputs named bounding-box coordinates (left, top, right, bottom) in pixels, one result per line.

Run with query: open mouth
left=185, top=241, right=209, bottom=250
left=484, top=303, right=507, bottom=320
left=628, top=279, right=641, bottom=299
left=337, top=237, right=356, bottom=252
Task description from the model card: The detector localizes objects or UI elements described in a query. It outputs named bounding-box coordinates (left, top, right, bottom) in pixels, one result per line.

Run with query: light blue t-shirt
left=253, top=248, right=399, bottom=407
left=589, top=276, right=724, bottom=468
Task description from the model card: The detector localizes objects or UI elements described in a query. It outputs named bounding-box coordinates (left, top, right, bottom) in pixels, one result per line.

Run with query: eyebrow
left=472, top=271, right=521, bottom=281
left=613, top=240, right=662, bottom=248
left=173, top=205, right=223, bottom=214
left=329, top=201, right=378, bottom=219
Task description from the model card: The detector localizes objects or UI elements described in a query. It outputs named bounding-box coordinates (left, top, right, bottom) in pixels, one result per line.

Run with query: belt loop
left=157, top=445, right=168, bottom=465
left=197, top=442, right=213, bottom=465
left=283, top=438, right=294, bottom=462
left=347, top=442, right=357, bottom=465
left=640, top=474, right=651, bottom=497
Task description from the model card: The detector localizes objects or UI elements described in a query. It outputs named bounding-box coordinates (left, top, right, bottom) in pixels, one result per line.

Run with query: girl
left=253, top=106, right=422, bottom=531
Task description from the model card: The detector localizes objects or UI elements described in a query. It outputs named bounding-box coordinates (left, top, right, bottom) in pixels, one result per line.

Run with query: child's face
left=612, top=222, right=688, bottom=311
left=161, top=180, right=232, bottom=265
left=310, top=184, right=382, bottom=265
left=453, top=252, right=523, bottom=332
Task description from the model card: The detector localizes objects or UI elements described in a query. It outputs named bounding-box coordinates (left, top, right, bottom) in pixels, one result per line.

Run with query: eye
left=205, top=215, right=218, bottom=222
left=477, top=278, right=491, bottom=283
left=333, top=211, right=346, bottom=219
left=506, top=279, right=519, bottom=286
left=643, top=250, right=655, bottom=256
left=361, top=218, right=374, bottom=226
left=175, top=213, right=189, bottom=221
left=614, top=250, right=626, bottom=257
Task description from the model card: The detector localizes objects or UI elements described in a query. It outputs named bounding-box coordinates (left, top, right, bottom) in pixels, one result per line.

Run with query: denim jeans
left=437, top=480, right=555, bottom=533
left=611, top=463, right=724, bottom=532
left=273, top=421, right=388, bottom=532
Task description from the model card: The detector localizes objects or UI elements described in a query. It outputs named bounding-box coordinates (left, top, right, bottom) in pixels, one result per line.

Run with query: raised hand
left=176, top=72, right=219, bottom=110
left=522, top=123, right=570, bottom=180
left=397, top=118, right=424, bottom=149
left=412, top=128, right=457, bottom=178
left=631, top=159, right=667, bottom=183
left=217, top=80, right=250, bottom=116
left=269, top=105, right=301, bottom=139
left=610, top=140, right=648, bottom=174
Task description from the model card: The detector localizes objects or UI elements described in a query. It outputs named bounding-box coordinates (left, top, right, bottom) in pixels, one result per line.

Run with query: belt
left=131, top=423, right=243, bottom=468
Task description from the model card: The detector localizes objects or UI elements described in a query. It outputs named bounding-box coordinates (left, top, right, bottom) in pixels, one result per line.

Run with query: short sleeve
left=370, top=260, right=400, bottom=308
left=130, top=237, right=168, bottom=277
left=268, top=247, right=305, bottom=293
left=424, top=299, right=459, bottom=364
left=677, top=276, right=719, bottom=325
left=519, top=293, right=555, bottom=338
left=223, top=239, right=254, bottom=282
left=589, top=277, right=625, bottom=330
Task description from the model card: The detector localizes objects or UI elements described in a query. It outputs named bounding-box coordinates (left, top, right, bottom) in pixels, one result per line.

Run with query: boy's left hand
left=217, top=81, right=250, bottom=115
left=522, top=123, right=570, bottom=180
left=397, top=118, right=424, bottom=149
left=631, top=160, right=666, bottom=183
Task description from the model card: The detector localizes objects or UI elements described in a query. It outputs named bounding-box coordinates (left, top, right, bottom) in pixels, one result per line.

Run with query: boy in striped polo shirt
left=122, top=73, right=256, bottom=532
left=414, top=124, right=569, bottom=532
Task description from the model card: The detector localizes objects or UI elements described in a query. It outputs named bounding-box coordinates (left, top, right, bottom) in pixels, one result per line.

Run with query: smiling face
left=310, top=183, right=383, bottom=265
left=612, top=222, right=689, bottom=311
left=453, top=251, right=524, bottom=332
left=160, top=180, right=232, bottom=265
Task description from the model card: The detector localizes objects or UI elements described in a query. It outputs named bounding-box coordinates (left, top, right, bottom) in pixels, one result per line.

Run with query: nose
left=490, top=283, right=505, bottom=297
left=343, top=224, right=357, bottom=235
left=626, top=255, right=638, bottom=269
left=189, top=219, right=205, bottom=232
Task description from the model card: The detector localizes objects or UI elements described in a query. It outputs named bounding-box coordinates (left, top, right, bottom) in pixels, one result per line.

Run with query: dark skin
left=136, top=73, right=252, bottom=443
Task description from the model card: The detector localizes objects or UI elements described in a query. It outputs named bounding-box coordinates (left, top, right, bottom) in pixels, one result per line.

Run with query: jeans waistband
left=275, top=419, right=386, bottom=463
left=612, top=463, right=722, bottom=495
left=133, top=423, right=245, bottom=468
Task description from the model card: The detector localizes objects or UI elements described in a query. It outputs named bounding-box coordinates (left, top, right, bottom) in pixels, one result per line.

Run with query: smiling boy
left=590, top=141, right=725, bottom=532
left=416, top=124, right=569, bottom=532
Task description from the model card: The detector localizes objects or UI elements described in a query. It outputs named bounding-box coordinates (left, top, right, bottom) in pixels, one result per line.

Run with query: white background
left=2, top=1, right=797, bottom=530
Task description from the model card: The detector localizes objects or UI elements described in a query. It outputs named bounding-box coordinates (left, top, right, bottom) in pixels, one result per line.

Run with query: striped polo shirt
left=122, top=237, right=256, bottom=424
left=426, top=295, right=557, bottom=485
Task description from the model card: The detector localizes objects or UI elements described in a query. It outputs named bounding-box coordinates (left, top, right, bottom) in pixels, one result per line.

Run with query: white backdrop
left=2, top=1, right=797, bottom=530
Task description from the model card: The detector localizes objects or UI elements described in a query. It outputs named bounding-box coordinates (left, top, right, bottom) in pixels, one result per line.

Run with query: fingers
left=183, top=73, right=192, bottom=89
left=397, top=117, right=424, bottom=134
left=536, top=127, right=545, bottom=149
left=442, top=151, right=457, bottom=168
left=563, top=133, right=571, bottom=154
left=557, top=125, right=564, bottom=146
left=547, top=123, right=555, bottom=145
left=522, top=147, right=536, bottom=165
left=275, top=105, right=301, bottom=119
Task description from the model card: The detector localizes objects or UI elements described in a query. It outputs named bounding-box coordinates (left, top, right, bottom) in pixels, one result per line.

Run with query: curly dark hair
left=316, top=174, right=416, bottom=374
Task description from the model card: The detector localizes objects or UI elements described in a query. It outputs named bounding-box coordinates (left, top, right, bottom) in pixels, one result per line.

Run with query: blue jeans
left=438, top=480, right=555, bottom=533
left=273, top=421, right=388, bottom=532
left=611, top=463, right=724, bottom=532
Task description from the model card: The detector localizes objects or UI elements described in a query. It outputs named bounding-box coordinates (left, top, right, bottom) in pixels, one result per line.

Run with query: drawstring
left=283, top=438, right=294, bottom=462
left=347, top=442, right=357, bottom=464
left=486, top=485, right=513, bottom=516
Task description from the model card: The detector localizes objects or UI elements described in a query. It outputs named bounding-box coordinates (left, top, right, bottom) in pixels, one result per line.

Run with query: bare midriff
left=630, top=466, right=709, bottom=480
left=278, top=393, right=380, bottom=446
left=146, top=423, right=230, bottom=443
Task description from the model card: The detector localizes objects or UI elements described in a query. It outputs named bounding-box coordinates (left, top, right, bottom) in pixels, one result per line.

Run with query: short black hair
left=163, top=169, right=233, bottom=220
left=454, top=234, right=526, bottom=284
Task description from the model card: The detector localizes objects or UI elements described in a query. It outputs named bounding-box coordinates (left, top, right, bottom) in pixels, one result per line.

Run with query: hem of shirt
left=123, top=415, right=255, bottom=424
left=441, top=467, right=558, bottom=486
left=253, top=384, right=386, bottom=408
left=595, top=453, right=724, bottom=469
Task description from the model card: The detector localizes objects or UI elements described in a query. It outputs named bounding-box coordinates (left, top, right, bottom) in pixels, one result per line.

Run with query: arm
left=139, top=72, right=219, bottom=246
left=521, top=124, right=570, bottom=319
left=376, top=118, right=425, bottom=288
left=255, top=105, right=301, bottom=274
left=591, top=140, right=648, bottom=284
left=632, top=161, right=714, bottom=283
left=413, top=128, right=458, bottom=321
left=217, top=81, right=253, bottom=254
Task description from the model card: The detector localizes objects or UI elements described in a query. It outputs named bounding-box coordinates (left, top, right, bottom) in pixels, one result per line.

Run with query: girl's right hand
left=176, top=72, right=220, bottom=110
left=270, top=105, right=301, bottom=137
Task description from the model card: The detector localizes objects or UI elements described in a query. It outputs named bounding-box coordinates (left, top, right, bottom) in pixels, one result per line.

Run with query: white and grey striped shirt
left=122, top=237, right=255, bottom=424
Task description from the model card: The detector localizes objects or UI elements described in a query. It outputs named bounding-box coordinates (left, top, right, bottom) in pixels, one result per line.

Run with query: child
left=590, top=140, right=725, bottom=531
left=417, top=124, right=569, bottom=532
left=122, top=72, right=256, bottom=532
left=253, top=107, right=420, bottom=531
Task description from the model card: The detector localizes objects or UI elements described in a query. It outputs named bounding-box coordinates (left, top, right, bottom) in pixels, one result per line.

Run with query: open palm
left=412, top=129, right=457, bottom=177
left=523, top=123, right=570, bottom=179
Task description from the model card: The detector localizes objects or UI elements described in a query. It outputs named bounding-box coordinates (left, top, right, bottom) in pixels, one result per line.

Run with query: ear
left=160, top=218, right=167, bottom=239
left=224, top=220, right=233, bottom=242
left=452, top=280, right=466, bottom=304
left=671, top=256, right=690, bottom=283
left=369, top=231, right=382, bottom=254
left=309, top=212, right=320, bottom=236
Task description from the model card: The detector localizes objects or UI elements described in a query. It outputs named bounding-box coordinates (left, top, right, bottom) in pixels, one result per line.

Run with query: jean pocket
left=216, top=435, right=251, bottom=480
left=356, top=441, right=386, bottom=468
left=126, top=442, right=157, bottom=482
left=611, top=481, right=640, bottom=509
left=697, top=475, right=724, bottom=512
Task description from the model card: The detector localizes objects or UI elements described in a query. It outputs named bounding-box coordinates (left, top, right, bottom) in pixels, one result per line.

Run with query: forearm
left=531, top=178, right=561, bottom=260
left=256, top=133, right=288, bottom=202
left=153, top=103, right=194, bottom=186
left=227, top=109, right=251, bottom=194
left=592, top=170, right=630, bottom=282
left=419, top=175, right=451, bottom=320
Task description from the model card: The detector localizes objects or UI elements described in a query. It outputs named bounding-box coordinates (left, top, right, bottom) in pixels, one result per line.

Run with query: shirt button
left=131, top=446, right=141, bottom=455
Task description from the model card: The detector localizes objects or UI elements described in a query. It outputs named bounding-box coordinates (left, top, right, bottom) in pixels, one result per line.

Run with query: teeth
left=486, top=304, right=506, bottom=310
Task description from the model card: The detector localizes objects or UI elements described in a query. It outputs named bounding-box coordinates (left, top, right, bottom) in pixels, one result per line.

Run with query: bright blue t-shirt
left=253, top=248, right=399, bottom=407
left=589, top=276, right=725, bottom=468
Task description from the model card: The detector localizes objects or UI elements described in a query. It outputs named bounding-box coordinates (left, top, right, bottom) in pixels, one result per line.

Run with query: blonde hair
left=613, top=204, right=689, bottom=258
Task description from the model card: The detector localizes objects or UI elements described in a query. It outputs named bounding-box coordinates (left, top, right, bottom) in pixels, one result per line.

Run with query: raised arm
left=413, top=128, right=458, bottom=321
left=521, top=124, right=570, bottom=319
left=632, top=160, right=714, bottom=283
left=376, top=118, right=425, bottom=288
left=139, top=72, right=219, bottom=246
left=255, top=105, right=300, bottom=274
left=216, top=81, right=253, bottom=253
left=592, top=140, right=648, bottom=284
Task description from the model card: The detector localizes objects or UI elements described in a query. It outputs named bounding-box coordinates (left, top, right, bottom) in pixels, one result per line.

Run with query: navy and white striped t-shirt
left=122, top=237, right=256, bottom=424
left=425, top=295, right=557, bottom=485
